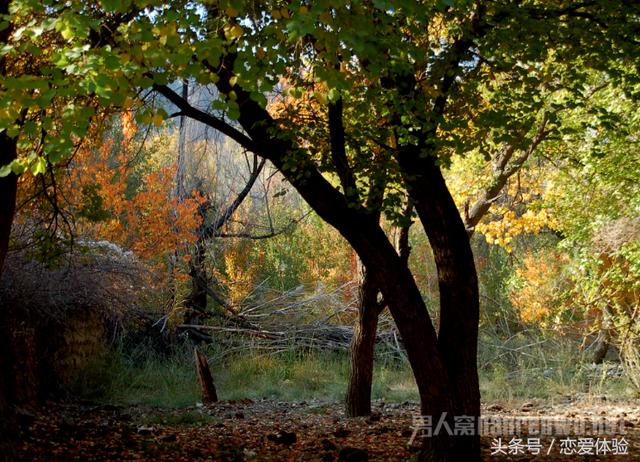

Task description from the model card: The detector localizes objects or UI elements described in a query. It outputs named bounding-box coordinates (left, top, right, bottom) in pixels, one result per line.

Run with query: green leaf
left=30, top=156, right=47, bottom=175
left=0, top=163, right=11, bottom=177
left=10, top=159, right=27, bottom=175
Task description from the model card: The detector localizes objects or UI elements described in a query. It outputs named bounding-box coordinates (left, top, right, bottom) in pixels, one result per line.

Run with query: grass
left=72, top=341, right=420, bottom=407
left=477, top=330, right=637, bottom=404
left=71, top=333, right=636, bottom=410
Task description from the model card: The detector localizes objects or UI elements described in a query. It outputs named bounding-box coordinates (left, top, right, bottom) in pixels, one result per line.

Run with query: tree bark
left=0, top=132, right=17, bottom=280
left=0, top=0, right=18, bottom=279
left=345, top=268, right=383, bottom=417
left=397, top=151, right=481, bottom=460
left=194, top=348, right=218, bottom=404
left=186, top=238, right=208, bottom=323
left=0, top=3, right=19, bottom=455
left=0, top=326, right=17, bottom=462
left=346, top=205, right=411, bottom=418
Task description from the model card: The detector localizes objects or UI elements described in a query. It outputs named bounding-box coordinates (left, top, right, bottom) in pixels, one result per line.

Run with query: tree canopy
left=2, top=1, right=639, bottom=460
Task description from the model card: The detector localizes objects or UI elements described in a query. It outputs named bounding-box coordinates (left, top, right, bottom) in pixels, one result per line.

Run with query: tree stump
left=194, top=348, right=217, bottom=404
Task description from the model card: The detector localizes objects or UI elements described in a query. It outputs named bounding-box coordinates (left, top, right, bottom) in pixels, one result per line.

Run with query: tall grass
left=71, top=330, right=634, bottom=410
left=71, top=340, right=420, bottom=407
left=478, top=329, right=636, bottom=403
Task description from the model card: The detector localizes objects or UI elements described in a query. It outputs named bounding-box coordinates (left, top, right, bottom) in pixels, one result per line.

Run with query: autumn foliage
left=15, top=112, right=204, bottom=268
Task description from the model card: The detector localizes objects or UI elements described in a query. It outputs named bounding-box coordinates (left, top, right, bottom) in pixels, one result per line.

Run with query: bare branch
left=464, top=113, right=550, bottom=234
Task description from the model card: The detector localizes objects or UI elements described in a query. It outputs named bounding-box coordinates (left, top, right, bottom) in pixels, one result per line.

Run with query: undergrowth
left=71, top=332, right=635, bottom=409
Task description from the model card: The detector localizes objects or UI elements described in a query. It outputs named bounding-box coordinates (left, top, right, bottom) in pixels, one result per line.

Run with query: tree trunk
left=0, top=326, right=17, bottom=462
left=194, top=348, right=218, bottom=404
left=346, top=268, right=382, bottom=417
left=186, top=238, right=208, bottom=324
left=397, top=151, right=481, bottom=461
left=0, top=123, right=18, bottom=281
left=346, top=212, right=411, bottom=418
left=0, top=3, right=19, bottom=458
left=592, top=307, right=612, bottom=364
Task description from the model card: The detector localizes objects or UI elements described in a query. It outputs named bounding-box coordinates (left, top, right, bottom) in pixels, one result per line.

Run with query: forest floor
left=14, top=395, right=640, bottom=461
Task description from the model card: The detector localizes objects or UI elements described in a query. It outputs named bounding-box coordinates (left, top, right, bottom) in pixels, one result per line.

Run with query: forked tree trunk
left=398, top=152, right=481, bottom=461
left=238, top=105, right=471, bottom=462
left=345, top=269, right=383, bottom=417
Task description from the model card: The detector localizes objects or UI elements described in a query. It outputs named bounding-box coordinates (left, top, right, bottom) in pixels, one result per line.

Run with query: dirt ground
left=14, top=396, right=640, bottom=461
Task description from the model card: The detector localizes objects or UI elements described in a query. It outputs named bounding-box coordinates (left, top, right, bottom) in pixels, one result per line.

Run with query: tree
left=3, top=1, right=639, bottom=460
left=537, top=84, right=640, bottom=366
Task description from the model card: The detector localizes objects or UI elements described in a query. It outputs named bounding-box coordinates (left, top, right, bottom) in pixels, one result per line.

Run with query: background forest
left=0, top=1, right=639, bottom=461
left=4, top=78, right=639, bottom=407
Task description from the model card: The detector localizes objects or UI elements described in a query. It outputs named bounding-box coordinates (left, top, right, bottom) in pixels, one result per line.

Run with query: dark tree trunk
left=0, top=326, right=17, bottom=462
left=0, top=124, right=17, bottom=281
left=592, top=333, right=610, bottom=365
left=0, top=2, right=19, bottom=457
left=346, top=268, right=383, bottom=417
left=397, top=151, right=481, bottom=461
left=346, top=210, right=411, bottom=418
left=186, top=238, right=208, bottom=323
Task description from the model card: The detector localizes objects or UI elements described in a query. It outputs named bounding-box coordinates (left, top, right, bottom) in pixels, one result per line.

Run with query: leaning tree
left=2, top=1, right=639, bottom=460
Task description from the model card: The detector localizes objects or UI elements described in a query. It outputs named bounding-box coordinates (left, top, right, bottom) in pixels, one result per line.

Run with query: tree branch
left=328, top=98, right=358, bottom=200
left=464, top=113, right=550, bottom=234
left=202, top=153, right=266, bottom=238
left=152, top=83, right=258, bottom=152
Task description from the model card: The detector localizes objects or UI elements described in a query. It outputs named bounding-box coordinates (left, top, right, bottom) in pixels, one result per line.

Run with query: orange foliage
left=267, top=79, right=325, bottom=134
left=16, top=113, right=205, bottom=267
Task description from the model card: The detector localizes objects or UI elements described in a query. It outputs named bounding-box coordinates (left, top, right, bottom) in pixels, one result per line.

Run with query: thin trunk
left=346, top=268, right=382, bottom=417
left=175, top=79, right=189, bottom=201
left=175, top=80, right=209, bottom=321
left=346, top=205, right=412, bottom=418
left=186, top=236, right=208, bottom=322
left=593, top=305, right=612, bottom=364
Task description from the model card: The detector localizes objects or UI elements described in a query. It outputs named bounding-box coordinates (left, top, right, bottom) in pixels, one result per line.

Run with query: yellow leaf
left=224, top=23, right=244, bottom=40
left=152, top=113, right=164, bottom=127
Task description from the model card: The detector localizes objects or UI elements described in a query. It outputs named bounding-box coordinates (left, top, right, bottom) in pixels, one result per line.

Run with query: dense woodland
left=0, top=1, right=639, bottom=461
